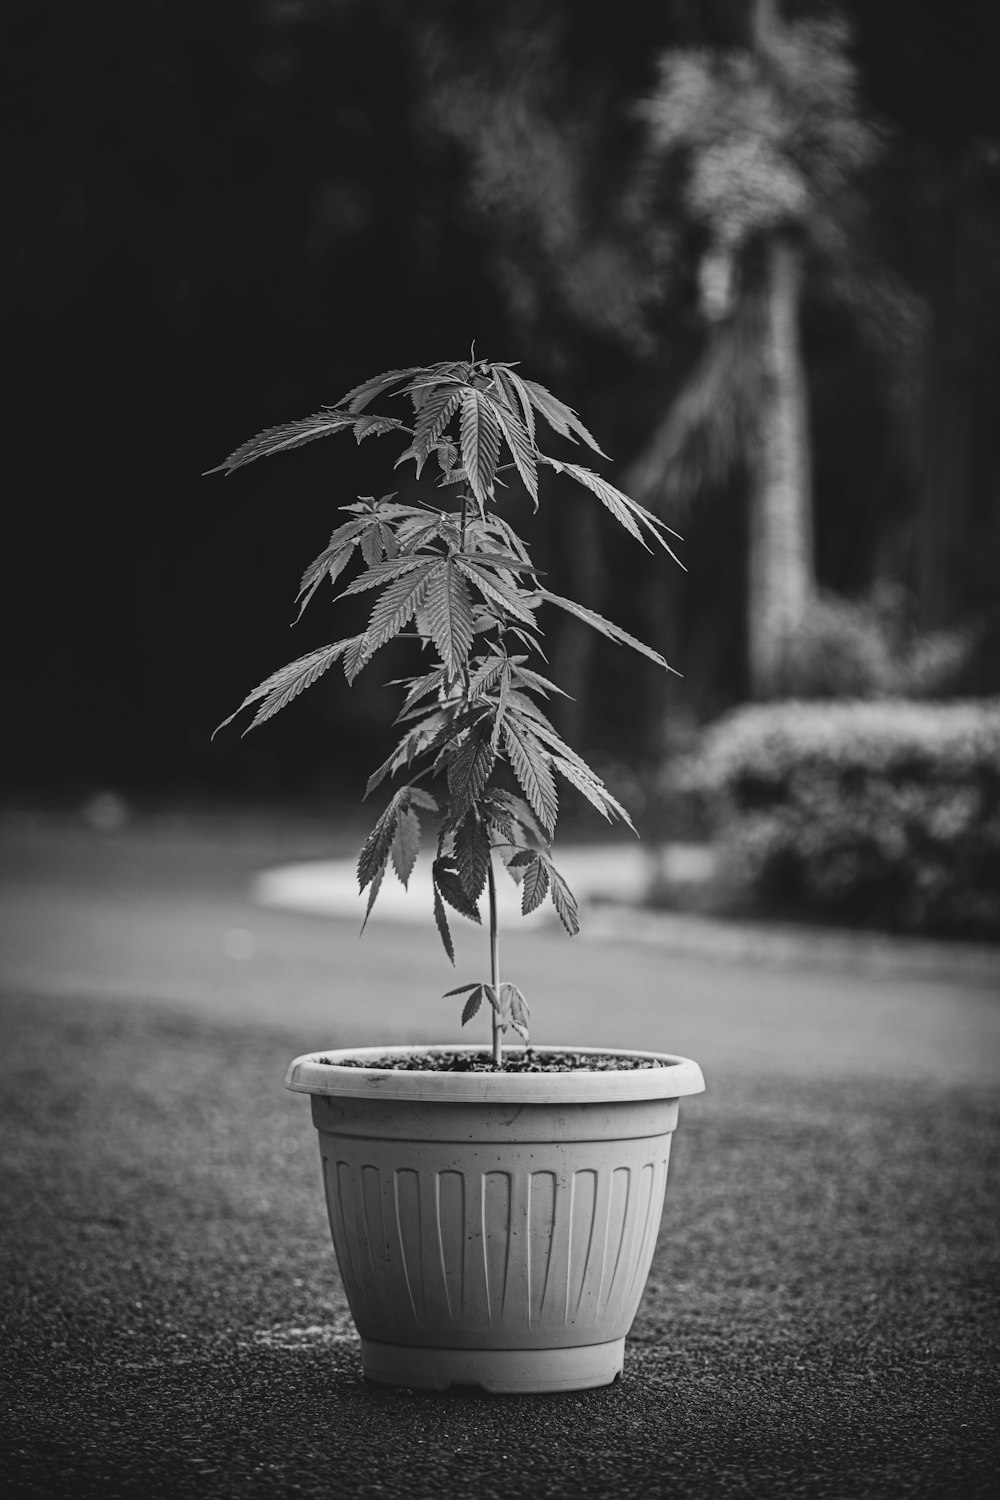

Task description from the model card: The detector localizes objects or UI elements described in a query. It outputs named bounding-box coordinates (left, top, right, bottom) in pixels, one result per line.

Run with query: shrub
left=683, top=699, right=1000, bottom=939
left=781, top=589, right=979, bottom=700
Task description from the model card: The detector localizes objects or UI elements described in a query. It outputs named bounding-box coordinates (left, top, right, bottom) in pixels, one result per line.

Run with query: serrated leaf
left=337, top=554, right=436, bottom=599
left=359, top=864, right=385, bottom=934
left=547, top=862, right=580, bottom=936
left=483, top=392, right=538, bottom=504
left=483, top=984, right=502, bottom=1016
left=459, top=388, right=502, bottom=505
left=542, top=457, right=684, bottom=564
left=542, top=457, right=647, bottom=548
left=490, top=661, right=512, bottom=750
left=354, top=415, right=407, bottom=443
left=502, top=982, right=530, bottom=1040
left=467, top=653, right=507, bottom=697
left=513, top=664, right=569, bottom=699
left=357, top=795, right=402, bottom=891
left=432, top=883, right=456, bottom=964
left=390, top=805, right=422, bottom=887
left=551, top=756, right=634, bottom=829
left=520, top=856, right=550, bottom=915
left=214, top=638, right=356, bottom=736
left=342, top=632, right=371, bottom=684
left=452, top=813, right=492, bottom=905
left=413, top=387, right=462, bottom=471
left=455, top=559, right=538, bottom=627
left=394, top=666, right=449, bottom=720
left=447, top=725, right=496, bottom=823
left=486, top=513, right=534, bottom=566
left=205, top=410, right=358, bottom=474
left=432, top=857, right=482, bottom=922
left=496, top=367, right=537, bottom=449
left=434, top=439, right=459, bottom=476
left=336, top=366, right=424, bottom=414
left=460, top=985, right=484, bottom=1025
left=455, top=547, right=538, bottom=576
left=423, top=560, right=475, bottom=677
left=294, top=519, right=368, bottom=620
left=360, top=523, right=384, bottom=567
left=489, top=790, right=549, bottom=848
left=501, top=718, right=558, bottom=835
left=357, top=562, right=438, bottom=668
left=519, top=378, right=608, bottom=458
left=538, top=591, right=677, bottom=673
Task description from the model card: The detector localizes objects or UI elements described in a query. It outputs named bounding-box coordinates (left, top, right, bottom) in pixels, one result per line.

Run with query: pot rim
left=285, top=1043, right=706, bottom=1103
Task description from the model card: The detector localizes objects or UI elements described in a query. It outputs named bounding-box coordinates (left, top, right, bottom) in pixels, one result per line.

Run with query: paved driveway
left=1, top=813, right=997, bottom=1085
left=2, top=812, right=998, bottom=1499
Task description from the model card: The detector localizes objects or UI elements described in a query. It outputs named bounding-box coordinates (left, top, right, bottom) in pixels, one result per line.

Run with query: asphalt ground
left=1, top=812, right=998, bottom=1499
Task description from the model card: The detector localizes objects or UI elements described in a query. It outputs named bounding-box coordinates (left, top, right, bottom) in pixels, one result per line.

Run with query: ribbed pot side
left=287, top=1046, right=706, bottom=1393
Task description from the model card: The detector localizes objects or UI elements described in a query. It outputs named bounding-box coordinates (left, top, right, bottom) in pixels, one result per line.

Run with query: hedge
left=681, top=699, right=1000, bottom=940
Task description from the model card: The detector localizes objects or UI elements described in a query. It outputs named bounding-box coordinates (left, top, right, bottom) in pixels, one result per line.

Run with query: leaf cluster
left=212, top=358, right=681, bottom=1042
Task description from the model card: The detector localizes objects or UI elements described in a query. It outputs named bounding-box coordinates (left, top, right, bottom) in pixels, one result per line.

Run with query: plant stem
left=487, top=854, right=502, bottom=1068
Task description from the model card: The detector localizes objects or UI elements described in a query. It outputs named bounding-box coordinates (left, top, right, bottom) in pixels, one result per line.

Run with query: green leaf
left=214, top=638, right=357, bottom=736
left=390, top=805, right=422, bottom=887
left=423, top=560, right=475, bottom=678
left=205, top=410, right=358, bottom=474
left=501, top=718, right=558, bottom=835
left=519, top=378, right=608, bottom=458
left=538, top=591, right=677, bottom=673
left=520, top=856, right=550, bottom=915
left=459, top=388, right=502, bottom=505
left=294, top=520, right=368, bottom=620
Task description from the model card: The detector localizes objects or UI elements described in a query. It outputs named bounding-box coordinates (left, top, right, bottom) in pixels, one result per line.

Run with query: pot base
left=360, top=1336, right=625, bottom=1394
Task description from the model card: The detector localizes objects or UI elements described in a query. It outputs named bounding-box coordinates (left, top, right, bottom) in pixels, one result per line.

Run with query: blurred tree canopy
left=5, top=0, right=999, bottom=805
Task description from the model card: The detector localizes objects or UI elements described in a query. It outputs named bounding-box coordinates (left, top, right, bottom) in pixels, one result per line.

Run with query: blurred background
left=5, top=0, right=999, bottom=937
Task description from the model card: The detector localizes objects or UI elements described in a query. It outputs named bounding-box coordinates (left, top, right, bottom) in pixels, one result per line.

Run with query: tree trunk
left=747, top=232, right=816, bottom=698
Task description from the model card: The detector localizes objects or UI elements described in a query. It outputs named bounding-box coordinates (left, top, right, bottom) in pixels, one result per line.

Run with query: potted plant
left=212, top=357, right=705, bottom=1393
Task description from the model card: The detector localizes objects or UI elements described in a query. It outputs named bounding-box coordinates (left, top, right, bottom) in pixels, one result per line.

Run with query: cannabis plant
left=212, top=358, right=680, bottom=1066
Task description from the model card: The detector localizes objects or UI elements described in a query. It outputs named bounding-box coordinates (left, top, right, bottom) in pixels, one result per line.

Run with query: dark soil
left=320, top=1049, right=663, bottom=1072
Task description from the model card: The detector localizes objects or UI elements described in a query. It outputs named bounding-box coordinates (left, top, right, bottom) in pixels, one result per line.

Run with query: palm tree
left=632, top=0, right=881, bottom=698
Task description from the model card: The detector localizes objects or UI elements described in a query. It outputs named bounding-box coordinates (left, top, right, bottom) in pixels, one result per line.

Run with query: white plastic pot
left=285, top=1044, right=705, bottom=1394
